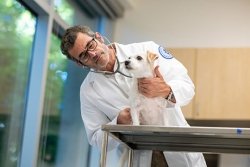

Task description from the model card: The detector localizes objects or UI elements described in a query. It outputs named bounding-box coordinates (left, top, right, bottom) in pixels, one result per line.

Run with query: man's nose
left=87, top=50, right=96, bottom=58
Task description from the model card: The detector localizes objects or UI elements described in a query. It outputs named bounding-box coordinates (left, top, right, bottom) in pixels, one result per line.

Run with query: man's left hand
left=138, top=66, right=171, bottom=98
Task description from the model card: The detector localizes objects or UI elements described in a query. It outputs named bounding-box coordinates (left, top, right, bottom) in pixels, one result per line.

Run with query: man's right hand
left=117, top=108, right=132, bottom=124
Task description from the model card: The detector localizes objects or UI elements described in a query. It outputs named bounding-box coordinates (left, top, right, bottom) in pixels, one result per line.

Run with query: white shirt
left=80, top=41, right=207, bottom=167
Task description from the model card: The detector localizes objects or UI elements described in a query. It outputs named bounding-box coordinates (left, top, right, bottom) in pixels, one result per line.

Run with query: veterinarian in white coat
left=60, top=25, right=207, bottom=167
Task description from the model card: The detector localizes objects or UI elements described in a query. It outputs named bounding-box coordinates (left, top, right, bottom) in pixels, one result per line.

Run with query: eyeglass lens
left=79, top=38, right=97, bottom=63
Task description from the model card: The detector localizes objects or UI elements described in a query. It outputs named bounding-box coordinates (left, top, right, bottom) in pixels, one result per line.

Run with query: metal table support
left=100, top=125, right=250, bottom=167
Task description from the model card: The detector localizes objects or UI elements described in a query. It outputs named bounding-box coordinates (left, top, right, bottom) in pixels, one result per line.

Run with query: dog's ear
left=147, top=51, right=158, bottom=63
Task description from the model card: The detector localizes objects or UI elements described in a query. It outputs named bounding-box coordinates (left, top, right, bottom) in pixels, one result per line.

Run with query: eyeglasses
left=77, top=38, right=97, bottom=65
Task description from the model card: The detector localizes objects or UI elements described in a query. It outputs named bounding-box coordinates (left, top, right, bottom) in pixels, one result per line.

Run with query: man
left=60, top=25, right=207, bottom=167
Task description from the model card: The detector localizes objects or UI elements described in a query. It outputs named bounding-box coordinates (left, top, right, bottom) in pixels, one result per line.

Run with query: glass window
left=37, top=32, right=90, bottom=167
left=54, top=0, right=74, bottom=25
left=0, top=1, right=36, bottom=167
left=37, top=34, right=67, bottom=166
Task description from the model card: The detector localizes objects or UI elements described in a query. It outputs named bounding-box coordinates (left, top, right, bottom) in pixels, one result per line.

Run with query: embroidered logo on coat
left=158, top=46, right=173, bottom=59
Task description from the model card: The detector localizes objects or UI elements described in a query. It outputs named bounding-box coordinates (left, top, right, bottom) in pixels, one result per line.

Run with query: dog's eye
left=136, top=56, right=143, bottom=60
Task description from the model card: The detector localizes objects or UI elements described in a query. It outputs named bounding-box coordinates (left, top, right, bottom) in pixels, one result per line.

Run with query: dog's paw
left=132, top=120, right=140, bottom=126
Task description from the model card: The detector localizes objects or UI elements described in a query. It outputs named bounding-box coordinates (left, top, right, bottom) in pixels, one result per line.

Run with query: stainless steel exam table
left=100, top=125, right=250, bottom=167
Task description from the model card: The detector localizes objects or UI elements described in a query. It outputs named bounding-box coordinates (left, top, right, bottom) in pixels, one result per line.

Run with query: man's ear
left=95, top=32, right=104, bottom=43
left=147, top=51, right=158, bottom=63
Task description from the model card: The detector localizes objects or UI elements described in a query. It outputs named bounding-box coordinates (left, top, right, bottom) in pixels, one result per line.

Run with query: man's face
left=68, top=32, right=110, bottom=70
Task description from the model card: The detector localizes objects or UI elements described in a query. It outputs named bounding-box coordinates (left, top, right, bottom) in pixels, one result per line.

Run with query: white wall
left=114, top=0, right=250, bottom=48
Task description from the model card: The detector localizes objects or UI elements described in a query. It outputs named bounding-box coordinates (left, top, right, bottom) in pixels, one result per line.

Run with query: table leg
left=127, top=149, right=133, bottom=167
left=100, top=131, right=109, bottom=167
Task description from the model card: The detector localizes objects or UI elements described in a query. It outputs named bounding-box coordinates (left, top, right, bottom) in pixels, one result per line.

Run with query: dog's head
left=124, top=51, right=158, bottom=78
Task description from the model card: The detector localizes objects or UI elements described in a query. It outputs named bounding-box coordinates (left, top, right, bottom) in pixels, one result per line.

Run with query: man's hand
left=138, top=66, right=171, bottom=98
left=117, top=108, right=132, bottom=124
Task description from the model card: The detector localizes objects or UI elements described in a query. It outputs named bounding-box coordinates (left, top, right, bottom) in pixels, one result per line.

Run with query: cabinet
left=168, top=48, right=196, bottom=119
left=169, top=48, right=250, bottom=120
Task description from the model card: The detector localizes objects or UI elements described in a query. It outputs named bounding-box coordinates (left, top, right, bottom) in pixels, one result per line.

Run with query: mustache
left=93, top=51, right=105, bottom=63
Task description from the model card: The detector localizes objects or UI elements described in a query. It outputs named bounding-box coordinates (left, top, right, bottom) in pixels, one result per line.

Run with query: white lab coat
left=80, top=41, right=207, bottom=167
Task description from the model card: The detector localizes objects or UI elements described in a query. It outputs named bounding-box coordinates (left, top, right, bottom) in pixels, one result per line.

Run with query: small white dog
left=118, top=51, right=168, bottom=167
left=124, top=51, right=168, bottom=125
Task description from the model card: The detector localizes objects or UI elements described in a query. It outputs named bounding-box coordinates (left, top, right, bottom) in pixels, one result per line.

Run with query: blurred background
left=0, top=0, right=250, bottom=166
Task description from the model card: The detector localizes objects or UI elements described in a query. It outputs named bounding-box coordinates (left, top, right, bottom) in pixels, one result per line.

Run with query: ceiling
left=75, top=0, right=135, bottom=19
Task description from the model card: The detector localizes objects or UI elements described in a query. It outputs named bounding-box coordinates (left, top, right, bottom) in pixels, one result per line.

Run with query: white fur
left=125, top=51, right=168, bottom=125
left=118, top=52, right=168, bottom=167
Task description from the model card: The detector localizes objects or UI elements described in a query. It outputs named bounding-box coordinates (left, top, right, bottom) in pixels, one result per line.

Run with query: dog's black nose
left=125, top=60, right=130, bottom=66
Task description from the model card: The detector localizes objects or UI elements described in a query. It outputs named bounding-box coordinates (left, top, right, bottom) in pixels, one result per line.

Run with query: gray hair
left=60, top=25, right=95, bottom=60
